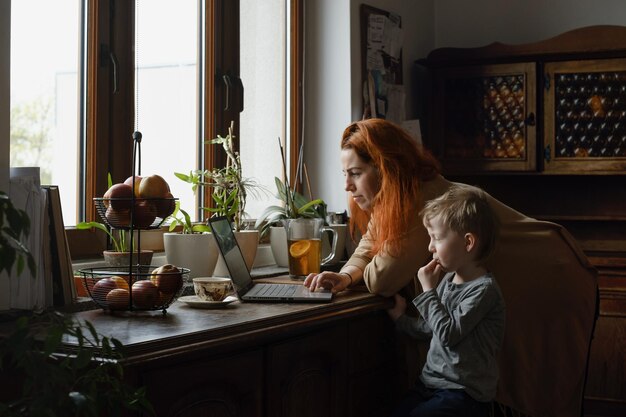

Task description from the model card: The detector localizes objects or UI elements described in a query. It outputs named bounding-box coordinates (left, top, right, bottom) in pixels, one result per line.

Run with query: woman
left=305, top=118, right=441, bottom=297
left=304, top=118, right=597, bottom=417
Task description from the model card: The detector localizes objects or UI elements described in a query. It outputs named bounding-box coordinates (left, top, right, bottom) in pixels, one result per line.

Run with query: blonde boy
left=388, top=185, right=505, bottom=417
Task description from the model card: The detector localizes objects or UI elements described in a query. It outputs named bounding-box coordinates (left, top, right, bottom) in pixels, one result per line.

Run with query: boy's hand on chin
left=417, top=258, right=443, bottom=291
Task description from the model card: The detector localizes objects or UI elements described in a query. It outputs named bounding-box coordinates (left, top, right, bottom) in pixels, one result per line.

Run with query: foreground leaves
left=0, top=311, right=154, bottom=416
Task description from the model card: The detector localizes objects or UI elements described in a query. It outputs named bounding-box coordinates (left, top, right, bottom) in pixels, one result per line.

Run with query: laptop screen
left=209, top=216, right=254, bottom=293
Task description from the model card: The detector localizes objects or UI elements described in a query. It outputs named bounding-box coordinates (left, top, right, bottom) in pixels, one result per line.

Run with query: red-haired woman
left=305, top=117, right=441, bottom=298
left=303, top=118, right=596, bottom=417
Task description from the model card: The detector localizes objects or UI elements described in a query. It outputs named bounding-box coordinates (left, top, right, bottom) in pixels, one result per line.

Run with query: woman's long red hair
left=342, top=119, right=440, bottom=256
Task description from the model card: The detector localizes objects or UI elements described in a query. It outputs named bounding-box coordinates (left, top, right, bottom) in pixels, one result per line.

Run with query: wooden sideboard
left=66, top=284, right=398, bottom=417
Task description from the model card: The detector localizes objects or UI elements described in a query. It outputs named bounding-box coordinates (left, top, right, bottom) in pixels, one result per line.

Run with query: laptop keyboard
left=247, top=283, right=298, bottom=298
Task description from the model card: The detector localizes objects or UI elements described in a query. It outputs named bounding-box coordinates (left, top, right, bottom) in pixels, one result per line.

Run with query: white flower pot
left=269, top=226, right=288, bottom=267
left=212, top=230, right=259, bottom=277
left=163, top=232, right=219, bottom=279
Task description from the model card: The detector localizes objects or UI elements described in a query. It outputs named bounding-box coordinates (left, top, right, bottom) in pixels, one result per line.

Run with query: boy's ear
left=464, top=232, right=478, bottom=253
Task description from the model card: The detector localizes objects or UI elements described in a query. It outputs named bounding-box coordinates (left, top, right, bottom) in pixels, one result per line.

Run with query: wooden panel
left=584, top=316, right=626, bottom=415
left=140, top=349, right=263, bottom=417
left=347, top=311, right=398, bottom=417
left=266, top=325, right=347, bottom=417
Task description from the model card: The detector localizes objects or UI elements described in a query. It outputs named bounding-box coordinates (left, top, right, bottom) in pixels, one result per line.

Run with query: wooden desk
left=68, top=282, right=398, bottom=417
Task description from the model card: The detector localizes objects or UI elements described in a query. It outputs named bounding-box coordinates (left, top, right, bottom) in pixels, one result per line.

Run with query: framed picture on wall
left=360, top=4, right=403, bottom=122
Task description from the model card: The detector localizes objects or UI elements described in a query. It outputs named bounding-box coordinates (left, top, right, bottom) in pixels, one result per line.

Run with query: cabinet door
left=433, top=62, right=537, bottom=173
left=266, top=325, right=347, bottom=417
left=140, top=349, right=263, bottom=417
left=347, top=311, right=398, bottom=417
left=543, top=58, right=626, bottom=173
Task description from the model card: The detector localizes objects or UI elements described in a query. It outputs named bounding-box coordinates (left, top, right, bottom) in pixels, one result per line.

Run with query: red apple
left=91, top=277, right=117, bottom=306
left=155, top=191, right=176, bottom=218
left=105, top=206, right=131, bottom=228
left=132, top=200, right=157, bottom=228
left=131, top=280, right=159, bottom=309
left=139, top=174, right=170, bottom=198
left=157, top=291, right=175, bottom=307
left=106, top=288, right=130, bottom=310
left=124, top=176, right=143, bottom=198
left=103, top=183, right=133, bottom=210
left=150, top=264, right=183, bottom=294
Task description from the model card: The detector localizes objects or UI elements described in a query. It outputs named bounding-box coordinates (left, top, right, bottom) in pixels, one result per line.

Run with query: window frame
left=68, top=0, right=304, bottom=259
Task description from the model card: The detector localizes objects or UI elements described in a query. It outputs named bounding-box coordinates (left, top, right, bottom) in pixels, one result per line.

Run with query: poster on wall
left=360, top=4, right=404, bottom=122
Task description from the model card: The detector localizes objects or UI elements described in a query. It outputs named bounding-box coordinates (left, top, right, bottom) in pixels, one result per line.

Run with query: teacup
left=192, top=277, right=233, bottom=302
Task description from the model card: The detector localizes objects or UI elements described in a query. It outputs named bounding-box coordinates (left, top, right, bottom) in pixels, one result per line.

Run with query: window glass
left=134, top=0, right=199, bottom=218
left=239, top=0, right=286, bottom=220
left=10, top=0, right=81, bottom=225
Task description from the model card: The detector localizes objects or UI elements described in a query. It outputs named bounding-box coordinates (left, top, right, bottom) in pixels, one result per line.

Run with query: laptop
left=208, top=216, right=333, bottom=302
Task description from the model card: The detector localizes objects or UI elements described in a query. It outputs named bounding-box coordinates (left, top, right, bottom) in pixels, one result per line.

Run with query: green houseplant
left=253, top=141, right=327, bottom=267
left=75, top=221, right=153, bottom=267
left=0, top=311, right=154, bottom=416
left=254, top=176, right=327, bottom=238
left=175, top=122, right=262, bottom=275
left=175, top=121, right=262, bottom=232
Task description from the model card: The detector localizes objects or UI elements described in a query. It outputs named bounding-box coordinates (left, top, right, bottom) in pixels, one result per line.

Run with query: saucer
left=178, top=295, right=238, bottom=309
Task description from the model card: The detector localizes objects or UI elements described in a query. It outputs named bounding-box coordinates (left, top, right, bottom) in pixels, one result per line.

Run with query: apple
left=110, top=275, right=130, bottom=290
left=106, top=288, right=130, bottom=310
left=131, top=280, right=159, bottom=309
left=155, top=191, right=176, bottom=218
left=103, top=183, right=133, bottom=210
left=157, top=291, right=175, bottom=307
left=132, top=200, right=157, bottom=228
left=105, top=206, right=131, bottom=228
left=150, top=264, right=183, bottom=294
left=124, top=176, right=143, bottom=198
left=139, top=174, right=170, bottom=198
left=91, top=277, right=117, bottom=306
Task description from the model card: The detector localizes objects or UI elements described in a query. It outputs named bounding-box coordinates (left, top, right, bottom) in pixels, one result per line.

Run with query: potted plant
left=162, top=201, right=218, bottom=279
left=75, top=221, right=153, bottom=268
left=254, top=176, right=327, bottom=267
left=175, top=122, right=262, bottom=275
left=0, top=311, right=153, bottom=416
left=253, top=140, right=327, bottom=267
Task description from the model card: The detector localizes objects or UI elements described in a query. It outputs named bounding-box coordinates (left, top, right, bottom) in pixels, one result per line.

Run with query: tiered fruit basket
left=79, top=131, right=188, bottom=314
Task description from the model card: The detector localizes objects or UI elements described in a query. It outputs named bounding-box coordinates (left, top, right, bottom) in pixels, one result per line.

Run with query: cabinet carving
left=140, top=350, right=263, bottom=417
left=266, top=326, right=347, bottom=417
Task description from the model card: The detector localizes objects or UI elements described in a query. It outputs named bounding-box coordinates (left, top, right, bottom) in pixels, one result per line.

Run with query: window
left=10, top=0, right=81, bottom=224
left=8, top=0, right=303, bottom=258
left=240, top=0, right=287, bottom=218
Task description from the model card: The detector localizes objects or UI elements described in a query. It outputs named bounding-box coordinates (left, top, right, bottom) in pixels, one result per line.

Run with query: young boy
left=387, top=185, right=506, bottom=417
